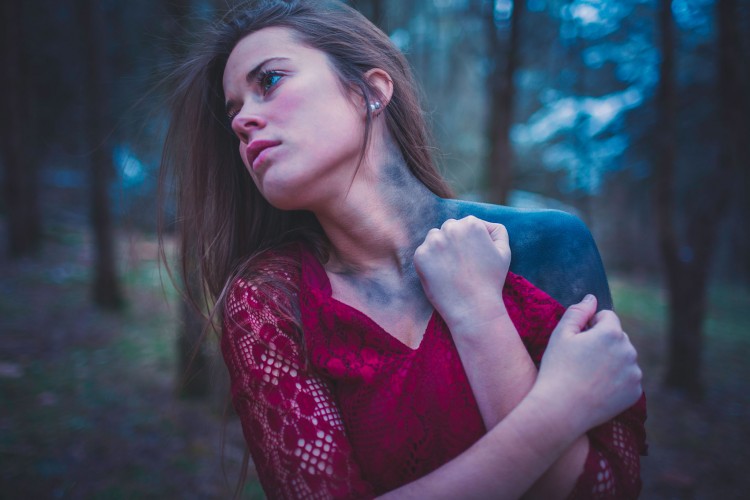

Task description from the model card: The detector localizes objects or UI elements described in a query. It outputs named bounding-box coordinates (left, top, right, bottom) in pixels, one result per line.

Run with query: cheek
left=279, top=79, right=362, bottom=139
left=307, top=100, right=365, bottom=153
left=271, top=84, right=307, bottom=125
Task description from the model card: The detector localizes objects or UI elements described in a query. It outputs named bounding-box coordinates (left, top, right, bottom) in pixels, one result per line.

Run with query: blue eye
left=258, top=70, right=283, bottom=94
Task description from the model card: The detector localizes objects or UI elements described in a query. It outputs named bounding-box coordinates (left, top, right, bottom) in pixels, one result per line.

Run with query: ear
left=363, top=68, right=393, bottom=113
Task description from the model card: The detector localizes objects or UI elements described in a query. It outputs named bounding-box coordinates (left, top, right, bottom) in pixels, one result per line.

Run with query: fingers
left=590, top=309, right=621, bottom=327
left=440, top=216, right=483, bottom=234
left=588, top=310, right=624, bottom=337
left=586, top=310, right=639, bottom=381
left=541, top=299, right=642, bottom=426
left=557, top=294, right=598, bottom=336
left=415, top=216, right=512, bottom=328
left=419, top=217, right=505, bottom=258
left=483, top=221, right=508, bottom=243
left=437, top=217, right=508, bottom=243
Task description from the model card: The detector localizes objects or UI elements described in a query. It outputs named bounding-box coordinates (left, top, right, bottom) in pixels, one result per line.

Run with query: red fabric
left=222, top=243, right=647, bottom=499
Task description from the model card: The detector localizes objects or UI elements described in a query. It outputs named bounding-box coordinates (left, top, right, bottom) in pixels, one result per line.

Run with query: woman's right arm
left=382, top=390, right=597, bottom=499
left=222, top=277, right=375, bottom=499
left=380, top=299, right=642, bottom=500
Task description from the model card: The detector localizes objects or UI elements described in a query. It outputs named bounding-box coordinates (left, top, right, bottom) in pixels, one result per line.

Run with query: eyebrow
left=224, top=57, right=290, bottom=114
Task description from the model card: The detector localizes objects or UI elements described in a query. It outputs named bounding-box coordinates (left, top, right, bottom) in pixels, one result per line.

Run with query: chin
left=256, top=168, right=322, bottom=211
left=259, top=184, right=310, bottom=212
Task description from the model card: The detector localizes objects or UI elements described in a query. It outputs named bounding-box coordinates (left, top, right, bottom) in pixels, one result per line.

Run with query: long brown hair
left=160, top=0, right=453, bottom=319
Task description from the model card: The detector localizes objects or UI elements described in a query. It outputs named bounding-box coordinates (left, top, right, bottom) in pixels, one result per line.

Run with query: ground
left=612, top=275, right=750, bottom=499
left=0, top=225, right=748, bottom=498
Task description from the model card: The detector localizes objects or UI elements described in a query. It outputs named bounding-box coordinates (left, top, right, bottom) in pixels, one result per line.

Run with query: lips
left=246, top=140, right=281, bottom=171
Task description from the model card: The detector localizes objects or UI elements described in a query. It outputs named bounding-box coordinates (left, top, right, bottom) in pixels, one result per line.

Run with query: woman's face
left=223, top=27, right=367, bottom=211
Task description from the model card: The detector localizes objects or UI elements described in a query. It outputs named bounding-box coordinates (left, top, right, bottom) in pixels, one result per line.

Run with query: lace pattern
left=223, top=274, right=374, bottom=499
left=222, top=244, right=647, bottom=499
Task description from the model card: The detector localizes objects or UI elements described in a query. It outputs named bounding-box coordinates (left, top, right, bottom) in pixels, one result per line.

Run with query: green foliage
left=611, top=274, right=750, bottom=345
left=610, top=275, right=667, bottom=327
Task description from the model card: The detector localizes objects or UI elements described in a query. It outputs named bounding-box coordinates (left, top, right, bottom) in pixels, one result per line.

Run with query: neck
left=314, top=140, right=446, bottom=277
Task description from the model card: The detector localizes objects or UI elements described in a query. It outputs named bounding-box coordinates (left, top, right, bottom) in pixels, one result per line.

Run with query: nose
left=230, top=104, right=266, bottom=143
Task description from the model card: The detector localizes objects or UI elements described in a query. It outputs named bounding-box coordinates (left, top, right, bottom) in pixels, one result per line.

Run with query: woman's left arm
left=446, top=301, right=591, bottom=500
left=415, top=216, right=645, bottom=499
left=448, top=290, right=646, bottom=500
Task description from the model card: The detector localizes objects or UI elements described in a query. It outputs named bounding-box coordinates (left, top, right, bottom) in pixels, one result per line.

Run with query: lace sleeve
left=221, top=277, right=375, bottom=500
left=565, top=394, right=648, bottom=500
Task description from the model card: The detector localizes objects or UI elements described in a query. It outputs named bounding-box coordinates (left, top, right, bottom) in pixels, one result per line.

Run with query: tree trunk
left=656, top=0, right=737, bottom=396
left=654, top=0, right=701, bottom=395
left=485, top=0, right=523, bottom=205
left=371, top=0, right=386, bottom=31
left=1, top=1, right=41, bottom=257
left=164, top=0, right=211, bottom=399
left=720, top=0, right=749, bottom=286
left=79, top=0, right=124, bottom=309
left=350, top=0, right=387, bottom=30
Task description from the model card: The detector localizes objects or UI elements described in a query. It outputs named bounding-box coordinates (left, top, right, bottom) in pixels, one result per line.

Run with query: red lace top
left=222, top=244, right=647, bottom=499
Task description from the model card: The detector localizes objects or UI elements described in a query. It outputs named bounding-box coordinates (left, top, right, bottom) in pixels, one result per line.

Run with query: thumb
left=557, top=294, right=598, bottom=337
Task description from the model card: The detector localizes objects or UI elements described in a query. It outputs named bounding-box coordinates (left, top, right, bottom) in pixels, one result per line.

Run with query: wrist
left=524, top=383, right=590, bottom=438
left=448, top=309, right=523, bottom=366
left=444, top=297, right=510, bottom=342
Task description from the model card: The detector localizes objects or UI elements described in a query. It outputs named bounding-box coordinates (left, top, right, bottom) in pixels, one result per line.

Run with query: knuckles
left=605, top=328, right=626, bottom=343
left=625, top=345, right=638, bottom=364
left=420, top=216, right=497, bottom=254
left=440, top=216, right=485, bottom=236
left=633, top=365, right=643, bottom=384
left=417, top=228, right=445, bottom=252
left=413, top=245, right=426, bottom=261
left=595, top=309, right=623, bottom=331
left=440, top=218, right=459, bottom=231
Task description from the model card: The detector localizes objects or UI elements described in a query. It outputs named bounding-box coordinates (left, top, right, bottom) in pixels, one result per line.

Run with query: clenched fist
left=414, top=216, right=511, bottom=332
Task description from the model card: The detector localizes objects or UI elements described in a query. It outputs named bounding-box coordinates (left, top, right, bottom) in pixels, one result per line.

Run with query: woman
left=161, top=0, right=646, bottom=498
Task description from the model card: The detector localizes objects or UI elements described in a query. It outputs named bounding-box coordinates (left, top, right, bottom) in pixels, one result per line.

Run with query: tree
left=165, top=0, right=211, bottom=399
left=350, top=0, right=387, bottom=30
left=722, top=0, right=750, bottom=284
left=484, top=0, right=524, bottom=205
left=655, top=0, right=738, bottom=396
left=1, top=1, right=42, bottom=257
left=79, top=0, right=124, bottom=309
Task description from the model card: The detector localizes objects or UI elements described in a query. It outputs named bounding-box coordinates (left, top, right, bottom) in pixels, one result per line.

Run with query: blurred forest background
left=1, top=0, right=748, bottom=498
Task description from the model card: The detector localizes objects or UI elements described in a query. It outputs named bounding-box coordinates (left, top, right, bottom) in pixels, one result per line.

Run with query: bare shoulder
left=442, top=199, right=612, bottom=309
left=443, top=199, right=586, bottom=238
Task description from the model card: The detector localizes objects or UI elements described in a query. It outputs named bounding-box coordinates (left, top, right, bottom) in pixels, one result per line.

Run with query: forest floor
left=1, top=224, right=748, bottom=499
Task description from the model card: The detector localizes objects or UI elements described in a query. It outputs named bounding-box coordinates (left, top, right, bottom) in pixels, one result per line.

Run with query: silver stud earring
left=369, top=101, right=382, bottom=112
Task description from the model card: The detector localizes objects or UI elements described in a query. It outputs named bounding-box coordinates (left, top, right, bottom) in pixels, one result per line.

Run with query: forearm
left=377, top=389, right=583, bottom=500
left=449, top=308, right=589, bottom=499
left=411, top=217, right=639, bottom=498
left=451, top=310, right=536, bottom=427
left=521, top=437, right=589, bottom=500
